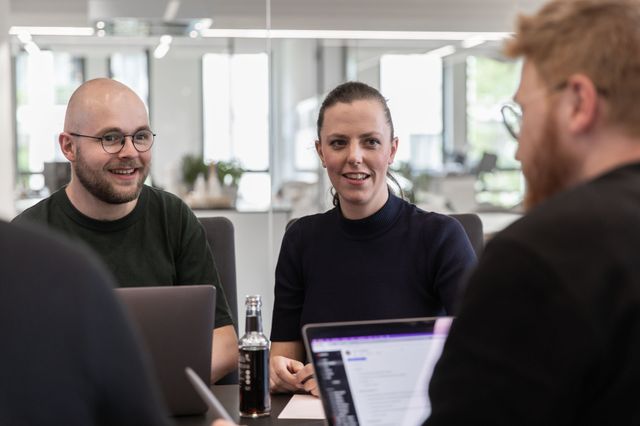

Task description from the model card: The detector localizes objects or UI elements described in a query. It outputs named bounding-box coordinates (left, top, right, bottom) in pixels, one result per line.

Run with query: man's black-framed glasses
left=500, top=103, right=522, bottom=141
left=500, top=81, right=587, bottom=142
left=69, top=129, right=156, bottom=154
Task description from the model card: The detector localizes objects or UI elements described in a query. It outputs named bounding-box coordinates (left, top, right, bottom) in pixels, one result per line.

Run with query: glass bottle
left=238, top=295, right=271, bottom=417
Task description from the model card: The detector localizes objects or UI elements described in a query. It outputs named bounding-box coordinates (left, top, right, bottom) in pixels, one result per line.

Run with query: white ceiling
left=9, top=0, right=547, bottom=32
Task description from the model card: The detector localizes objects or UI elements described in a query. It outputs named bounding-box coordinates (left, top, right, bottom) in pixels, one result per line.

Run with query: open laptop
left=116, top=285, right=216, bottom=417
left=303, top=317, right=453, bottom=426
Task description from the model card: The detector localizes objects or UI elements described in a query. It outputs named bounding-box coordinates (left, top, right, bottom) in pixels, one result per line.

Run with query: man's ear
left=566, top=74, right=599, bottom=135
left=59, top=132, right=76, bottom=162
left=315, top=140, right=326, bottom=167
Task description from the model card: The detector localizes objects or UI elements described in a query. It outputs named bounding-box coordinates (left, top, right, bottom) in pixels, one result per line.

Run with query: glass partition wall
left=11, top=10, right=524, bottom=213
left=8, top=0, right=531, bottom=333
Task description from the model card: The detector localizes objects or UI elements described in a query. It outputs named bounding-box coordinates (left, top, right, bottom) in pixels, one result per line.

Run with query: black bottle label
left=239, top=348, right=271, bottom=417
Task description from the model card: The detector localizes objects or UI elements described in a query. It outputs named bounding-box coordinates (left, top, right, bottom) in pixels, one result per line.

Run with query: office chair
left=449, top=213, right=484, bottom=258
left=199, top=216, right=239, bottom=385
left=286, top=217, right=298, bottom=231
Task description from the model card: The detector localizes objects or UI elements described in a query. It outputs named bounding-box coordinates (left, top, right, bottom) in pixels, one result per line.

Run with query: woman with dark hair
left=269, top=81, right=476, bottom=396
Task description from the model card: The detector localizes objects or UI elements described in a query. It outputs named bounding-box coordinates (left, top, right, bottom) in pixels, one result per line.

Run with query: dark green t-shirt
left=13, top=185, right=233, bottom=328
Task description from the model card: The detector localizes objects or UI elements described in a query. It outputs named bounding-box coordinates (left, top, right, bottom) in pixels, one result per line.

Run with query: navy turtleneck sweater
left=270, top=194, right=476, bottom=341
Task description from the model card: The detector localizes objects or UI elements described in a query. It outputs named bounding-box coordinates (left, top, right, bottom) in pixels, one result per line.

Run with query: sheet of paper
left=278, top=394, right=325, bottom=419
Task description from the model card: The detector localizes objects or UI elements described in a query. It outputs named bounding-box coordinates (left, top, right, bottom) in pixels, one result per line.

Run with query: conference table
left=175, top=385, right=325, bottom=426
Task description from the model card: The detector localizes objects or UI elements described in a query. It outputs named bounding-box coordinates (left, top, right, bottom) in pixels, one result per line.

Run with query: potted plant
left=181, top=155, right=208, bottom=191
left=215, top=160, right=244, bottom=207
left=215, top=159, right=244, bottom=187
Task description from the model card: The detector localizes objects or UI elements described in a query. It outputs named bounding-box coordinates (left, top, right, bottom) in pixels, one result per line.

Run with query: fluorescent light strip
left=9, top=26, right=95, bottom=36
left=6, top=26, right=509, bottom=42
left=201, top=29, right=510, bottom=41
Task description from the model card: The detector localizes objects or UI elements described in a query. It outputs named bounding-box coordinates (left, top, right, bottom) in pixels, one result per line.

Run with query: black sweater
left=427, top=163, right=640, bottom=425
left=271, top=194, right=476, bottom=341
left=0, top=221, right=169, bottom=425
left=13, top=185, right=233, bottom=328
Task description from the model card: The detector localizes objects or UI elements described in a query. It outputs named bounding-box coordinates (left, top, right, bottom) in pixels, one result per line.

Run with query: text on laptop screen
left=308, top=319, right=451, bottom=426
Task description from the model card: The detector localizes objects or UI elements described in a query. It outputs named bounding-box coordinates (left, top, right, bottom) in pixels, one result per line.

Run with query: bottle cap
left=245, top=295, right=262, bottom=306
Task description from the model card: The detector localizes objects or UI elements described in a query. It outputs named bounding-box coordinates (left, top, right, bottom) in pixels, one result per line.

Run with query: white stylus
left=185, top=367, right=235, bottom=422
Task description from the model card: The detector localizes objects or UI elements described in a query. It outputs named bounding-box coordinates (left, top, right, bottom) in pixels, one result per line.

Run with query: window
left=466, top=56, right=523, bottom=208
left=381, top=54, right=443, bottom=172
left=15, top=51, right=84, bottom=195
left=110, top=52, right=149, bottom=107
left=293, top=96, right=320, bottom=172
left=202, top=52, right=270, bottom=209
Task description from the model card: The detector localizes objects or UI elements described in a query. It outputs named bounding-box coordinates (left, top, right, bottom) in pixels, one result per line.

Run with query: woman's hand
left=212, top=420, right=238, bottom=426
left=269, top=355, right=305, bottom=393
left=295, top=363, right=319, bottom=397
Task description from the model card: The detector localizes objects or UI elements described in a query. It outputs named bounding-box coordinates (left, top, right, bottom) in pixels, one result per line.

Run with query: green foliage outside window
left=467, top=56, right=523, bottom=207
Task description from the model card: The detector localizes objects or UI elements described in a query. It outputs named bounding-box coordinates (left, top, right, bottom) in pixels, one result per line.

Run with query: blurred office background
left=0, top=0, right=545, bottom=332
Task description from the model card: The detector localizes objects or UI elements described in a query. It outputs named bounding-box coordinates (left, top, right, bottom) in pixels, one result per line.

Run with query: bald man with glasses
left=13, top=78, right=238, bottom=384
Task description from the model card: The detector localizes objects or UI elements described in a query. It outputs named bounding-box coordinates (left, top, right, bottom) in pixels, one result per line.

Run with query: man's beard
left=73, top=147, right=148, bottom=205
left=522, top=110, right=580, bottom=211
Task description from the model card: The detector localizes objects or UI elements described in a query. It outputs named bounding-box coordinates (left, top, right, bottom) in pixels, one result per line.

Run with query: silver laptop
left=116, top=285, right=216, bottom=417
left=303, top=317, right=453, bottom=426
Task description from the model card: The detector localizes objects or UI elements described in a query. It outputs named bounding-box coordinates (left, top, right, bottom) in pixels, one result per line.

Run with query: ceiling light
left=23, top=41, right=40, bottom=55
left=153, top=35, right=173, bottom=59
left=9, top=26, right=95, bottom=36
left=200, top=29, right=510, bottom=41
left=16, top=31, right=32, bottom=43
left=14, top=30, right=40, bottom=55
left=194, top=19, right=213, bottom=31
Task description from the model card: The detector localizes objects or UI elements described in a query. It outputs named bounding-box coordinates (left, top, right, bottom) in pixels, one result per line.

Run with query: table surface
left=174, top=385, right=325, bottom=426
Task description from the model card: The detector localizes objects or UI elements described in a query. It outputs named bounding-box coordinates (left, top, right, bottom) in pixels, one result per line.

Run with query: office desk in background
left=175, top=385, right=324, bottom=426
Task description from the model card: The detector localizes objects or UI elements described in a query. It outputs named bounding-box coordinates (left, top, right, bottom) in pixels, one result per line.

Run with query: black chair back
left=199, top=216, right=239, bottom=385
left=449, top=213, right=484, bottom=258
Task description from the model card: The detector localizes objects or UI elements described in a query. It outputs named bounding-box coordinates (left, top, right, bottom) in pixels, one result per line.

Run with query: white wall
left=0, top=0, right=15, bottom=220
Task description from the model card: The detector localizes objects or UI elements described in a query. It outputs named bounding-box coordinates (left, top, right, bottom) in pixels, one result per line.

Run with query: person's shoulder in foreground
left=0, top=220, right=170, bottom=425
left=428, top=165, right=640, bottom=425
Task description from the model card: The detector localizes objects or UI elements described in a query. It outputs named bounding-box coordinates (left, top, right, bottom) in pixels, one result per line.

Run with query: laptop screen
left=303, top=317, right=452, bottom=426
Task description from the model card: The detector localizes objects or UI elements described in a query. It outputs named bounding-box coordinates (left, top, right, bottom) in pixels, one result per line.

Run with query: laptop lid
left=116, top=285, right=216, bottom=417
left=303, top=317, right=453, bottom=426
